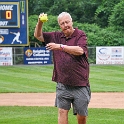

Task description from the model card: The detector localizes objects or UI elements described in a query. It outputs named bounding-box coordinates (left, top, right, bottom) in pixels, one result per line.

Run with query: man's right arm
left=34, top=14, right=45, bottom=42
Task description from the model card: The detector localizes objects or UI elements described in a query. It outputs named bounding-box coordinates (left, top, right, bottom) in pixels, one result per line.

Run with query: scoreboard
left=0, top=0, right=29, bottom=46
left=0, top=2, right=20, bottom=28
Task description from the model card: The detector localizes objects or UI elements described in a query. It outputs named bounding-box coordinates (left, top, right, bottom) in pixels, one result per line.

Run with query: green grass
left=90, top=65, right=124, bottom=92
left=0, top=65, right=124, bottom=123
left=0, top=65, right=55, bottom=93
left=0, top=106, right=123, bottom=124
left=0, top=65, right=124, bottom=93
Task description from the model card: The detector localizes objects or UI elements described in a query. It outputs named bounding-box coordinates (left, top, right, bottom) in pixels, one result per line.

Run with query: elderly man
left=34, top=12, right=91, bottom=124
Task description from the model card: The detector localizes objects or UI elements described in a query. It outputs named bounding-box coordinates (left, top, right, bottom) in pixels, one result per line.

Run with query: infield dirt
left=0, top=92, right=124, bottom=109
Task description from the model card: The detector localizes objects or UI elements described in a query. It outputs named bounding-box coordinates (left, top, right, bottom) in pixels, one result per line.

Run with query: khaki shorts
left=55, top=82, right=91, bottom=116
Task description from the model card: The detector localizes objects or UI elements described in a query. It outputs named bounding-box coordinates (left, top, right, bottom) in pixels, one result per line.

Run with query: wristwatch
left=60, top=44, right=64, bottom=51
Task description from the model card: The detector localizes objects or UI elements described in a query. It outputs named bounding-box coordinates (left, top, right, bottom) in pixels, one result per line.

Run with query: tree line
left=28, top=0, right=124, bottom=46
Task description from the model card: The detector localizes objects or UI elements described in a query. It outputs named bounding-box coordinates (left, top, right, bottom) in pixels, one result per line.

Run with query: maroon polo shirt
left=43, top=28, right=90, bottom=86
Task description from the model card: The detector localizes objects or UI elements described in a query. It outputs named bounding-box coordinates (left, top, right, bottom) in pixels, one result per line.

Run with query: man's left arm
left=46, top=35, right=87, bottom=56
left=46, top=43, right=84, bottom=55
left=61, top=45, right=84, bottom=55
left=61, top=34, right=87, bottom=56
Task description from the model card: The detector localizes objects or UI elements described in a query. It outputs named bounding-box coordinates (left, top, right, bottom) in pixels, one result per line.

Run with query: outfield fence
left=12, top=47, right=96, bottom=65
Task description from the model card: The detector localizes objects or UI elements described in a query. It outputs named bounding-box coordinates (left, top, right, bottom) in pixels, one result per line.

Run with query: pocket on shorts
left=56, top=82, right=66, bottom=91
left=86, top=86, right=91, bottom=103
left=86, top=86, right=91, bottom=96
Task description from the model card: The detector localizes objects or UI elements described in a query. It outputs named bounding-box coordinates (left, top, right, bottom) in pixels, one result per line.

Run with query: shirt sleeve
left=77, top=32, right=88, bottom=58
left=43, top=32, right=55, bottom=44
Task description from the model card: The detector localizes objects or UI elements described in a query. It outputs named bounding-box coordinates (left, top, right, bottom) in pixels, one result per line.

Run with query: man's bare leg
left=58, top=108, right=69, bottom=124
left=77, top=114, right=87, bottom=124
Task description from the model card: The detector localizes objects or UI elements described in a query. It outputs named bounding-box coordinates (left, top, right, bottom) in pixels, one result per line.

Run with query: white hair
left=57, top=12, right=72, bottom=23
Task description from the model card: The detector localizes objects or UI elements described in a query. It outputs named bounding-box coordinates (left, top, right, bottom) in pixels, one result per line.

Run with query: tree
left=28, top=0, right=124, bottom=47
left=28, top=0, right=54, bottom=16
left=47, top=0, right=98, bottom=24
left=95, top=0, right=121, bottom=27
left=109, top=0, right=124, bottom=30
left=28, top=0, right=98, bottom=24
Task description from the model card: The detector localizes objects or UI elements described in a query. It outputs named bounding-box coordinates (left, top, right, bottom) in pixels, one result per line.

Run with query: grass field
left=0, top=64, right=124, bottom=124
left=0, top=106, right=123, bottom=124
left=0, top=64, right=124, bottom=93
